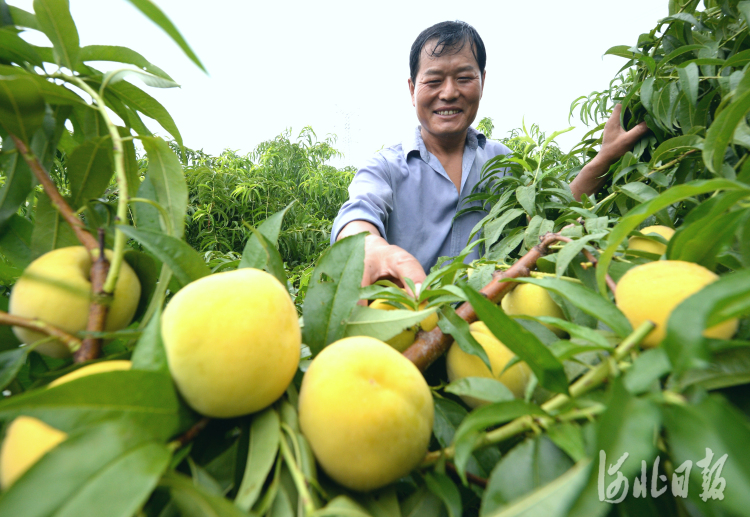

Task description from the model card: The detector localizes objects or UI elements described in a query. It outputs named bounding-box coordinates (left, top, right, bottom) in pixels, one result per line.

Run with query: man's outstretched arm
left=570, top=104, right=649, bottom=201
left=337, top=221, right=426, bottom=295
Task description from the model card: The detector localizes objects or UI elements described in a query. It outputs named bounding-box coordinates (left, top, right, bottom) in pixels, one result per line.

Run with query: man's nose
left=439, top=78, right=459, bottom=100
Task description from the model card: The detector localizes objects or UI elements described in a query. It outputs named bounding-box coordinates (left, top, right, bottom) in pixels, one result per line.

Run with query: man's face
left=408, top=40, right=485, bottom=142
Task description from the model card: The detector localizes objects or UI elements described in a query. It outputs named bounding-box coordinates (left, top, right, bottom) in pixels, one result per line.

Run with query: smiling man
left=331, top=21, right=647, bottom=292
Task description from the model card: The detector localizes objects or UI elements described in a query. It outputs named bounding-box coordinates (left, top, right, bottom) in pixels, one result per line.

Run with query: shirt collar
left=403, top=126, right=487, bottom=160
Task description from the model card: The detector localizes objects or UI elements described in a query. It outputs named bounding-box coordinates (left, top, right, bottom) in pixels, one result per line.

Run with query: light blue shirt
left=331, top=126, right=511, bottom=273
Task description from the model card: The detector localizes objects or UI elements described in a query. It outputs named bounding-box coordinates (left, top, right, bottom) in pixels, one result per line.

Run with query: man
left=331, top=21, right=647, bottom=293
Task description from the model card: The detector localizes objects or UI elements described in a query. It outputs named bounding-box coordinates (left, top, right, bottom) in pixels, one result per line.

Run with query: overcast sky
left=11, top=0, right=667, bottom=168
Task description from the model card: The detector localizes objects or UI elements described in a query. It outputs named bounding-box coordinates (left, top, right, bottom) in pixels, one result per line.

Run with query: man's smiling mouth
left=435, top=110, right=462, bottom=115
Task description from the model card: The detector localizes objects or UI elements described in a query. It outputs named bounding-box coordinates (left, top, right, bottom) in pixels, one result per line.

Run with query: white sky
left=11, top=0, right=667, bottom=168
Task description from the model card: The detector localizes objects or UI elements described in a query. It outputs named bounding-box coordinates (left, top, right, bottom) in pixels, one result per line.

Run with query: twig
left=170, top=417, right=211, bottom=450
left=403, top=232, right=562, bottom=371
left=10, top=135, right=98, bottom=252
left=0, top=310, right=82, bottom=353
left=445, top=462, right=487, bottom=488
left=63, top=74, right=130, bottom=295
left=74, top=230, right=112, bottom=363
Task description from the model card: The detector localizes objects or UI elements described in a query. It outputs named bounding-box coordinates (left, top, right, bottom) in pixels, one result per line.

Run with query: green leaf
left=0, top=137, right=33, bottom=230
left=313, top=496, right=372, bottom=517
left=110, top=81, right=182, bottom=146
left=124, top=250, right=159, bottom=325
left=102, top=68, right=179, bottom=90
left=516, top=185, right=536, bottom=216
left=437, top=304, right=491, bottom=371
left=481, top=435, right=575, bottom=516
left=618, top=182, right=659, bottom=203
left=161, top=471, right=251, bottom=517
left=670, top=208, right=748, bottom=268
left=245, top=227, right=287, bottom=286
left=357, top=487, right=401, bottom=517
left=672, top=347, right=750, bottom=391
left=8, top=6, right=40, bottom=30
left=401, top=485, right=445, bottom=517
left=662, top=395, right=750, bottom=516
left=116, top=225, right=210, bottom=290
left=664, top=268, right=750, bottom=375
left=640, top=77, right=655, bottom=114
left=649, top=134, right=703, bottom=166
left=704, top=87, right=750, bottom=173
left=739, top=1, right=750, bottom=28
left=235, top=407, right=280, bottom=511
left=34, top=76, right=85, bottom=106
left=239, top=203, right=294, bottom=270
left=604, top=45, right=637, bottom=59
left=0, top=346, right=27, bottom=390
left=545, top=422, right=587, bottom=463
left=453, top=400, right=547, bottom=481
left=141, top=136, right=188, bottom=237
left=32, top=104, right=70, bottom=172
left=29, top=192, right=80, bottom=259
left=132, top=175, right=162, bottom=231
left=512, top=277, right=632, bottom=338
left=123, top=0, right=206, bottom=72
left=32, top=0, right=79, bottom=71
left=531, top=316, right=613, bottom=349
left=302, top=233, right=364, bottom=356
left=0, top=213, right=32, bottom=268
left=0, top=75, right=45, bottom=143
left=0, top=420, right=171, bottom=517
left=463, top=283, right=569, bottom=394
left=344, top=305, right=432, bottom=342
left=432, top=397, right=497, bottom=477
left=554, top=234, right=606, bottom=278
left=0, top=369, right=193, bottom=439
left=445, top=377, right=515, bottom=405
left=0, top=27, right=42, bottom=66
left=678, top=62, right=699, bottom=107
left=597, top=179, right=750, bottom=294
left=624, top=347, right=672, bottom=394
left=425, top=472, right=462, bottom=517
left=483, top=460, right=590, bottom=517
left=130, top=304, right=168, bottom=373
left=67, top=135, right=113, bottom=209
left=568, top=379, right=660, bottom=517
left=80, top=45, right=174, bottom=80
left=483, top=208, right=524, bottom=247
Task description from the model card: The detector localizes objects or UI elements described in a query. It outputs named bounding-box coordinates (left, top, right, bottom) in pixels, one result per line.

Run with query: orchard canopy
left=0, top=1, right=749, bottom=517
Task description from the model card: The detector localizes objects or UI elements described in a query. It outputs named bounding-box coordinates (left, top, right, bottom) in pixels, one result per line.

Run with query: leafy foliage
left=179, top=129, right=354, bottom=270
left=0, top=1, right=749, bottom=517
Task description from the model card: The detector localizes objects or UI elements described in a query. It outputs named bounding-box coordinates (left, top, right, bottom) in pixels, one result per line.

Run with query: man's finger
left=392, top=257, right=427, bottom=297
left=624, top=121, right=650, bottom=145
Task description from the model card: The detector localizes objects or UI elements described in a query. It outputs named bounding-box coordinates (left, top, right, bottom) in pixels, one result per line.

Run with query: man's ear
left=408, top=78, right=416, bottom=107
left=480, top=70, right=486, bottom=98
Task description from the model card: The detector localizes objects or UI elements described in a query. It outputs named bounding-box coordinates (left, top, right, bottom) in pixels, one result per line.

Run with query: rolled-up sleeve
left=330, top=153, right=393, bottom=244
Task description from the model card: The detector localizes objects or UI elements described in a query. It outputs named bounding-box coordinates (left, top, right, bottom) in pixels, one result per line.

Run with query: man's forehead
left=418, top=43, right=480, bottom=75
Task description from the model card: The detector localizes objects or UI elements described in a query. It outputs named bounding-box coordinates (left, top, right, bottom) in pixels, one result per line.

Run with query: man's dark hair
left=409, top=21, right=486, bottom=84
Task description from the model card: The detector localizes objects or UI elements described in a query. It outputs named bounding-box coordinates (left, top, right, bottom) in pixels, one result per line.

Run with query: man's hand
left=599, top=104, right=649, bottom=164
left=570, top=104, right=649, bottom=201
left=337, top=221, right=426, bottom=298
